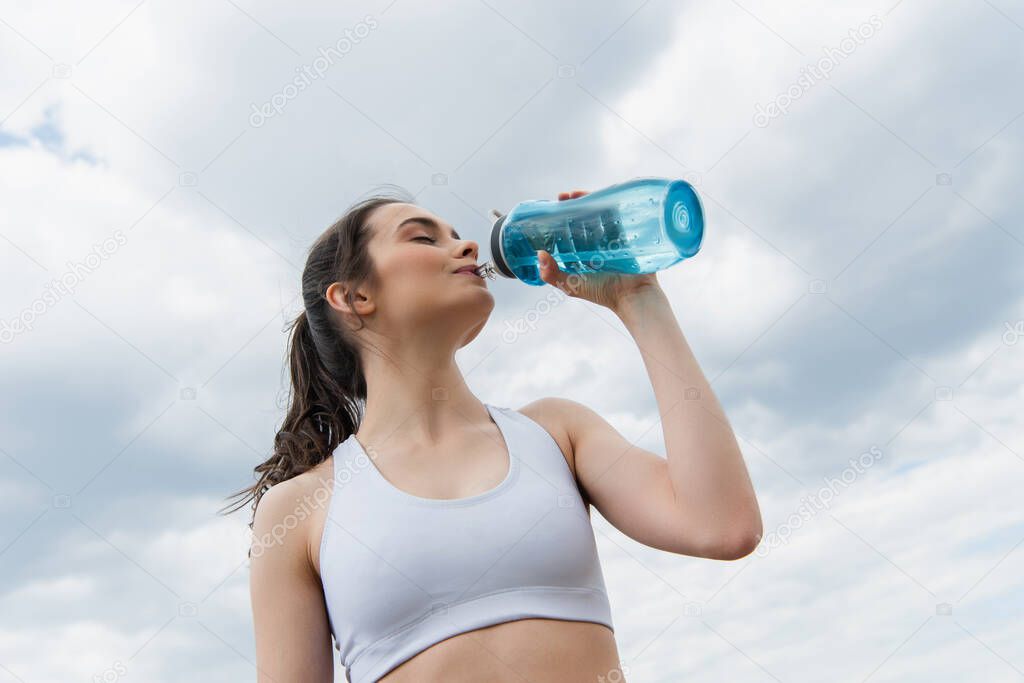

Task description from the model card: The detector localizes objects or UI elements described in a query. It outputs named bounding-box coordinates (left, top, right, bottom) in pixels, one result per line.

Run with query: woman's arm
left=607, top=287, right=761, bottom=559
left=534, top=190, right=762, bottom=560
left=250, top=479, right=335, bottom=682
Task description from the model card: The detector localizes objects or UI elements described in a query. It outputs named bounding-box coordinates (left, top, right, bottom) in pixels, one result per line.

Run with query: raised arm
left=250, top=478, right=335, bottom=682
left=534, top=189, right=762, bottom=561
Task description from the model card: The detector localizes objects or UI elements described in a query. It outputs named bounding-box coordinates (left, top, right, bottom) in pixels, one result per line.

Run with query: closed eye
left=412, top=235, right=437, bottom=244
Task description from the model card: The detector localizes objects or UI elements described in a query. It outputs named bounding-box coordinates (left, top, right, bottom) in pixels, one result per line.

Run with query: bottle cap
left=486, top=209, right=516, bottom=279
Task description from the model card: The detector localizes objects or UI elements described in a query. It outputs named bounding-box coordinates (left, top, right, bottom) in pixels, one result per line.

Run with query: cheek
left=377, top=251, right=453, bottom=322
left=386, top=249, right=445, bottom=279
left=374, top=248, right=448, bottom=309
left=374, top=242, right=440, bottom=277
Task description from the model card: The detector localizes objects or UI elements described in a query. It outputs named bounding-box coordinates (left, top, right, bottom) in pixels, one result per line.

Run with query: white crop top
left=318, top=403, right=614, bottom=682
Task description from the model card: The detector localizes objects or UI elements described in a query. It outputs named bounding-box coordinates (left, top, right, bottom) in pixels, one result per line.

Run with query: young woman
left=227, top=186, right=762, bottom=682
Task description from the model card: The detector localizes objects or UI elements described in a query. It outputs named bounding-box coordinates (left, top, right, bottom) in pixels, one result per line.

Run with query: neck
left=357, top=329, right=487, bottom=447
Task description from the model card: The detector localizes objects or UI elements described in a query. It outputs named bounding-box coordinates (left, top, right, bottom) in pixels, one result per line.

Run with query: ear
left=325, top=281, right=375, bottom=317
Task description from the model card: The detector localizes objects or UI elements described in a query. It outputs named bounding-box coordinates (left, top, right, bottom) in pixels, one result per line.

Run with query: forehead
left=369, top=203, right=447, bottom=238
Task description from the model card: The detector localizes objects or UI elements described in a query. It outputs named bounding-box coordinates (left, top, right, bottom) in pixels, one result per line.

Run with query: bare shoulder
left=515, top=396, right=592, bottom=481
left=251, top=459, right=336, bottom=575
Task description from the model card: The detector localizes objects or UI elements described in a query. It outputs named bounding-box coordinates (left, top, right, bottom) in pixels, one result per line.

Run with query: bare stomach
left=378, top=617, right=624, bottom=683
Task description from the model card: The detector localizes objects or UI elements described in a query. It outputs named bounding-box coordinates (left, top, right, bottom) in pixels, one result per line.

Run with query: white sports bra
left=318, top=403, right=614, bottom=682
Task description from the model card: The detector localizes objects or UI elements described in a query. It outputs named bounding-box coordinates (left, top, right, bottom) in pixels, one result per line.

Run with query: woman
left=227, top=186, right=762, bottom=682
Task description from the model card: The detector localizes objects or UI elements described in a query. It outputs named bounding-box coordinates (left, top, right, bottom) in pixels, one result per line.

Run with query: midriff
left=378, top=616, right=624, bottom=682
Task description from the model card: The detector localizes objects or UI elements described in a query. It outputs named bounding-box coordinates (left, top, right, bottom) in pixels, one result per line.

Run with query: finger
left=558, top=190, right=589, bottom=200
left=536, top=250, right=569, bottom=290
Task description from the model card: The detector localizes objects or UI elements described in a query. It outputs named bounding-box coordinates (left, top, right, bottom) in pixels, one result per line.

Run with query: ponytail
left=218, top=186, right=414, bottom=530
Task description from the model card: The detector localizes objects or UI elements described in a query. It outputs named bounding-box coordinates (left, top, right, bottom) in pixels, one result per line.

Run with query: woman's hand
left=536, top=189, right=663, bottom=312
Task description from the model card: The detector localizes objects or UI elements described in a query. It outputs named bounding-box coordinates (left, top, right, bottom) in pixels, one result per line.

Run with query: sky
left=1, top=0, right=1022, bottom=681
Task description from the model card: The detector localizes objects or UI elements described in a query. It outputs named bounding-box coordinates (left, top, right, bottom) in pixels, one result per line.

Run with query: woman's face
left=360, top=202, right=494, bottom=345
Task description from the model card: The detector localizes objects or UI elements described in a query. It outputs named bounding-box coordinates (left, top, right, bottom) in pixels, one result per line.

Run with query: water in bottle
left=475, top=177, right=704, bottom=286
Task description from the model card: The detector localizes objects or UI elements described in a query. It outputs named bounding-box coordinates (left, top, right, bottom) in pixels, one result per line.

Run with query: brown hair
left=218, top=185, right=415, bottom=533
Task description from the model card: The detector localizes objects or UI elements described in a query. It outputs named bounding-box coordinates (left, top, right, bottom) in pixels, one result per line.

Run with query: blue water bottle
left=476, top=177, right=704, bottom=286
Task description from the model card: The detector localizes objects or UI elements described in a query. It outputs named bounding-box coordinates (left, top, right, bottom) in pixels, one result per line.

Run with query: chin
left=462, top=318, right=488, bottom=346
left=459, top=298, right=493, bottom=343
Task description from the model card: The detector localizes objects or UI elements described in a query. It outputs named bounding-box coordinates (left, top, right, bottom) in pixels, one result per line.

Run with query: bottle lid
left=486, top=209, right=516, bottom=279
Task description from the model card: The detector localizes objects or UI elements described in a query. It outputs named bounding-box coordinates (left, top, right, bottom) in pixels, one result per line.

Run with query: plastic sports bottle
left=475, top=177, right=704, bottom=286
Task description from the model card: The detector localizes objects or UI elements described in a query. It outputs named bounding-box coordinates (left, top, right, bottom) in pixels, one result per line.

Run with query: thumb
left=537, top=250, right=567, bottom=289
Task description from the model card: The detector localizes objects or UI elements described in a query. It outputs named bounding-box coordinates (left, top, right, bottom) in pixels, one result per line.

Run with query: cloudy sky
left=2, top=0, right=1022, bottom=681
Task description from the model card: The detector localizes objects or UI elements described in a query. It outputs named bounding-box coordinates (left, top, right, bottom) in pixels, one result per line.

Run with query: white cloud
left=2, top=0, right=1022, bottom=681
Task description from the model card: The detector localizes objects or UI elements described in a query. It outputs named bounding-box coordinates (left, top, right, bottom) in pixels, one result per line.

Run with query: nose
left=456, top=238, right=479, bottom=260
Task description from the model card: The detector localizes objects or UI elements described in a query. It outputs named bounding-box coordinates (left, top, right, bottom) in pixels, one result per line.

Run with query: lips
left=454, top=265, right=481, bottom=278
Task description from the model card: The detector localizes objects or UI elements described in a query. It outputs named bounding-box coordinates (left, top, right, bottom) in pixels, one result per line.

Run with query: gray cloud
left=1, top=0, right=1023, bottom=680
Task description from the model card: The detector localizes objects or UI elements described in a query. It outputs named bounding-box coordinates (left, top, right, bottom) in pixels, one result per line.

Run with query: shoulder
left=516, top=396, right=595, bottom=432
left=252, top=461, right=334, bottom=528
left=251, top=460, right=335, bottom=571
left=514, top=396, right=595, bottom=479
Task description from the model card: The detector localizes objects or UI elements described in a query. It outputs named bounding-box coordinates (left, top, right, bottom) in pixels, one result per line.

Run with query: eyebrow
left=394, top=216, right=461, bottom=241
